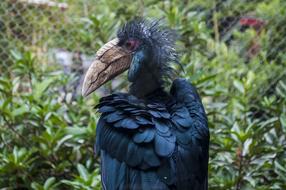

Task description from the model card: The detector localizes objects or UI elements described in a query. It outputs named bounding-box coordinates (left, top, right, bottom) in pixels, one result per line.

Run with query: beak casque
left=82, top=38, right=131, bottom=97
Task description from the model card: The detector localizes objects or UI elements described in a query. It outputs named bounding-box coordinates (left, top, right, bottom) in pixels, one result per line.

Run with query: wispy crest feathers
left=117, top=18, right=180, bottom=81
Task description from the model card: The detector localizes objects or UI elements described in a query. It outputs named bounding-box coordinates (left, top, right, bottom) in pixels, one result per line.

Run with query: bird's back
left=95, top=78, right=209, bottom=190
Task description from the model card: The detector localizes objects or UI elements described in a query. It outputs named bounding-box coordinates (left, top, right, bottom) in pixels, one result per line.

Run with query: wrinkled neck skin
left=129, top=66, right=162, bottom=99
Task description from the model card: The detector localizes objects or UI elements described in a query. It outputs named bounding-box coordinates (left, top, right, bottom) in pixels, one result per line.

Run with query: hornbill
left=82, top=19, right=209, bottom=190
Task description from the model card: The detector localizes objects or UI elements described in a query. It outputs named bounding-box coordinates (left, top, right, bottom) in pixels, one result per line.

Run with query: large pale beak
left=82, top=38, right=131, bottom=97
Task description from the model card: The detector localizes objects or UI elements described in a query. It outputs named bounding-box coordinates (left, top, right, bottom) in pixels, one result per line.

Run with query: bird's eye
left=124, top=39, right=140, bottom=51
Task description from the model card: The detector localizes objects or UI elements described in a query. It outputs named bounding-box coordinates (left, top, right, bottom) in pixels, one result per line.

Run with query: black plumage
left=92, top=19, right=209, bottom=190
left=95, top=80, right=209, bottom=190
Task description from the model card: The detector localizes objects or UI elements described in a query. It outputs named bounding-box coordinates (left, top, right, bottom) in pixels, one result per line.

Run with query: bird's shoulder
left=95, top=79, right=209, bottom=188
left=96, top=91, right=175, bottom=159
left=95, top=78, right=209, bottom=161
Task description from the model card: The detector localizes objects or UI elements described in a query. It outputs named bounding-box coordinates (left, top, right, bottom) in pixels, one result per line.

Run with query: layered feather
left=95, top=79, right=209, bottom=190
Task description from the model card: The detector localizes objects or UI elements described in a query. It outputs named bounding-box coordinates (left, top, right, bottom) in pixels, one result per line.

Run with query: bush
left=0, top=0, right=286, bottom=189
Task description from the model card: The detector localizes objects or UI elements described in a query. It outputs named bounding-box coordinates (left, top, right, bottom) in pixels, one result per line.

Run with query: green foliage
left=1, top=0, right=286, bottom=189
left=0, top=50, right=100, bottom=189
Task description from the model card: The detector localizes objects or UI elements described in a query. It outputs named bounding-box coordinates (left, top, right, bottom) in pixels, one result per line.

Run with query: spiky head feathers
left=117, top=19, right=179, bottom=80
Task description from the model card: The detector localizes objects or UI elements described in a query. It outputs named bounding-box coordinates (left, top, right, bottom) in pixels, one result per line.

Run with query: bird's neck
left=129, top=69, right=162, bottom=99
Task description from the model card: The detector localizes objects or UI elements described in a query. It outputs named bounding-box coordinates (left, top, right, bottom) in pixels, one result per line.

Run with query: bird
left=82, top=19, right=209, bottom=190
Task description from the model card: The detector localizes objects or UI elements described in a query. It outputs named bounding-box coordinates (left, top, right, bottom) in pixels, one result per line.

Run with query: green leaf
left=280, top=114, right=286, bottom=133
left=233, top=80, right=245, bottom=94
left=34, top=78, right=55, bottom=100
left=242, top=138, right=253, bottom=156
left=12, top=105, right=29, bottom=117
left=31, top=182, right=43, bottom=190
left=65, top=127, right=88, bottom=136
left=55, top=135, right=73, bottom=151
left=10, top=49, right=23, bottom=61
left=77, top=164, right=89, bottom=182
left=44, top=177, right=56, bottom=190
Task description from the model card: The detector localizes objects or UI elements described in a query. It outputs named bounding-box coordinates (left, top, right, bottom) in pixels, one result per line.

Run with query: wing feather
left=96, top=79, right=209, bottom=189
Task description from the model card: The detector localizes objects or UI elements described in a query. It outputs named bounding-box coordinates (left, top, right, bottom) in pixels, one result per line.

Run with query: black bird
left=82, top=19, right=209, bottom=190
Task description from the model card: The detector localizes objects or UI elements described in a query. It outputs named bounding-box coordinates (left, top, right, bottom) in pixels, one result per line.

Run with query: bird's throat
left=129, top=69, right=162, bottom=99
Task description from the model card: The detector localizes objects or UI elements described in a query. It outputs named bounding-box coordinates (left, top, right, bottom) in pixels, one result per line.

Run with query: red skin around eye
left=126, top=40, right=140, bottom=51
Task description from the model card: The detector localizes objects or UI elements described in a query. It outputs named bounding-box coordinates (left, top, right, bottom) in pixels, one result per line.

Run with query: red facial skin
left=124, top=39, right=141, bottom=52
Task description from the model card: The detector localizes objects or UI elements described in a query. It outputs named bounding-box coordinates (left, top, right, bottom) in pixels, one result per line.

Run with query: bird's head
left=82, top=19, right=178, bottom=97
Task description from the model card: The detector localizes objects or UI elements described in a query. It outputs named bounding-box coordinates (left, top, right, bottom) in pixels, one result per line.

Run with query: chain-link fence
left=1, top=0, right=286, bottom=69
left=1, top=1, right=286, bottom=189
left=2, top=0, right=286, bottom=97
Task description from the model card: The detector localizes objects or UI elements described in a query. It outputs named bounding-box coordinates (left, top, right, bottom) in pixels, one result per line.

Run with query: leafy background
left=0, top=0, right=286, bottom=189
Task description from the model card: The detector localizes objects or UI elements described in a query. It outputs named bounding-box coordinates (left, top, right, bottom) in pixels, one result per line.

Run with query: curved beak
left=82, top=38, right=131, bottom=97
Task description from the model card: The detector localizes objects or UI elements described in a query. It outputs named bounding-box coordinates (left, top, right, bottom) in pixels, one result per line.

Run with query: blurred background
left=0, top=0, right=286, bottom=189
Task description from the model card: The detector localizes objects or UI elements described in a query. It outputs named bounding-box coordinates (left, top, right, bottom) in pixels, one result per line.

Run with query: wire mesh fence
left=0, top=0, right=286, bottom=99
left=1, top=0, right=286, bottom=69
left=1, top=0, right=286, bottom=96
left=1, top=0, right=286, bottom=189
